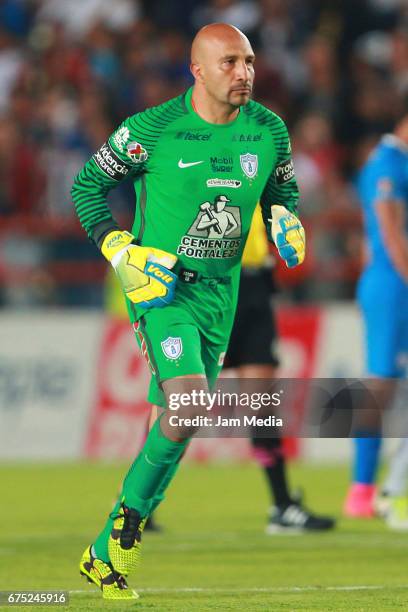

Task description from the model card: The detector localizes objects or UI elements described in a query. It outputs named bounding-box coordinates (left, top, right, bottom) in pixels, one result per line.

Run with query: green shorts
left=128, top=278, right=237, bottom=408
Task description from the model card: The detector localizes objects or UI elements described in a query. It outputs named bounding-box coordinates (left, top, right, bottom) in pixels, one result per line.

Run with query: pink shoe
left=343, top=483, right=376, bottom=518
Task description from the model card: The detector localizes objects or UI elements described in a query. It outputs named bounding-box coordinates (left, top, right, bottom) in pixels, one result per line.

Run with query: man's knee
left=161, top=375, right=210, bottom=440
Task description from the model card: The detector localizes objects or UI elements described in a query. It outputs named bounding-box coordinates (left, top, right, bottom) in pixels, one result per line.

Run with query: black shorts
left=225, top=268, right=280, bottom=368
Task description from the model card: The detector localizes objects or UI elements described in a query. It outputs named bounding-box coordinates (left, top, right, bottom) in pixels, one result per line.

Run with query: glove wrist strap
left=101, top=230, right=134, bottom=262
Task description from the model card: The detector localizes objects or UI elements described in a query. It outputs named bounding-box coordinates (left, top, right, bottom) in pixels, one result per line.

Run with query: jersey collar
left=185, top=86, right=243, bottom=128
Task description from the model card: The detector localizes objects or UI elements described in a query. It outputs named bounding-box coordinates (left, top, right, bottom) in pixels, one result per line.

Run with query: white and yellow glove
left=101, top=230, right=178, bottom=308
left=269, top=205, right=306, bottom=268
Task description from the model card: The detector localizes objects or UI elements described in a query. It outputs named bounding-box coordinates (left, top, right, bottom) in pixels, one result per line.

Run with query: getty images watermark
left=167, top=389, right=284, bottom=430
left=163, top=378, right=408, bottom=438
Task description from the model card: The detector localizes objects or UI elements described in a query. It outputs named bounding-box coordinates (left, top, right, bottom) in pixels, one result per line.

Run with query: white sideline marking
left=70, top=585, right=408, bottom=595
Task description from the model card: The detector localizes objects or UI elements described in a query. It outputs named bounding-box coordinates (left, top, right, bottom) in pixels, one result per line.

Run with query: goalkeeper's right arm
left=71, top=129, right=178, bottom=308
left=71, top=153, right=179, bottom=308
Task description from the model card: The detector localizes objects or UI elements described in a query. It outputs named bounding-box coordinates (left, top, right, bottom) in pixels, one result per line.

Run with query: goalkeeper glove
left=101, top=230, right=178, bottom=308
left=269, top=205, right=305, bottom=268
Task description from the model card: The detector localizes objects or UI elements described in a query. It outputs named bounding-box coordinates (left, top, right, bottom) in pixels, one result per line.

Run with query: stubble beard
left=227, top=88, right=252, bottom=107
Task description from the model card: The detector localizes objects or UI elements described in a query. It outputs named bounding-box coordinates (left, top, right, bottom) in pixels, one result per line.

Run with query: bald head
left=190, top=23, right=255, bottom=116
left=191, top=23, right=250, bottom=64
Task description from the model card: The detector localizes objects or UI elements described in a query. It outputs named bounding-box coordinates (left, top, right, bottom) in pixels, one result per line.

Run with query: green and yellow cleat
left=79, top=545, right=139, bottom=600
left=108, top=503, right=147, bottom=575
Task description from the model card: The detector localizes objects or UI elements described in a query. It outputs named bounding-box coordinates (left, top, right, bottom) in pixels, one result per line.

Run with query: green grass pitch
left=1, top=461, right=408, bottom=611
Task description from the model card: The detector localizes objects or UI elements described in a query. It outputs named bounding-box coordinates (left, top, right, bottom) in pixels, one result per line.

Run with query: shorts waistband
left=178, top=267, right=231, bottom=286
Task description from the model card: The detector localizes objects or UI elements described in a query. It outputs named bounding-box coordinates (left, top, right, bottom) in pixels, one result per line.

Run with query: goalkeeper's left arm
left=260, top=118, right=305, bottom=268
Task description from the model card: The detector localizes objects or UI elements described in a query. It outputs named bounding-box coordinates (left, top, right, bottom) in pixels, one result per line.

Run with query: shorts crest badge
left=161, top=336, right=183, bottom=360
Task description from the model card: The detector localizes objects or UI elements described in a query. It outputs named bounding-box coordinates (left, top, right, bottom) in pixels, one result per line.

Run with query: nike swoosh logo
left=178, top=159, right=204, bottom=168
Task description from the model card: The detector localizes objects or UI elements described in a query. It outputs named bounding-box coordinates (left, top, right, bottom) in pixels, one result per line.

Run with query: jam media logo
left=240, top=153, right=258, bottom=178
left=161, top=337, right=183, bottom=360
left=126, top=141, right=148, bottom=163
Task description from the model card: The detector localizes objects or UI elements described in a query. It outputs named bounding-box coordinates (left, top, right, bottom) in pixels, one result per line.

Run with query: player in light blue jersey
left=344, top=116, right=408, bottom=522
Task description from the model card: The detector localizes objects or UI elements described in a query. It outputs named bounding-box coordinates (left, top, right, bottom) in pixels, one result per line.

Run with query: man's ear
left=190, top=62, right=203, bottom=82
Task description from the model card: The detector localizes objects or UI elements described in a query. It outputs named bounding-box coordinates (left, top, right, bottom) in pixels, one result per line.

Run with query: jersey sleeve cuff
left=92, top=220, right=121, bottom=249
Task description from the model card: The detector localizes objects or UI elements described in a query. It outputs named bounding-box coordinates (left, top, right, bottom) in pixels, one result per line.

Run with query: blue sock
left=353, top=436, right=382, bottom=484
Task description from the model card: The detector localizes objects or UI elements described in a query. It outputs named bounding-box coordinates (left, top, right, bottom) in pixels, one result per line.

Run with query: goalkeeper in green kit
left=72, top=23, right=305, bottom=600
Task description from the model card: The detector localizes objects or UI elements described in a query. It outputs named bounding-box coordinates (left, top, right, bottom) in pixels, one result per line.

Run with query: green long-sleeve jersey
left=71, top=87, right=299, bottom=278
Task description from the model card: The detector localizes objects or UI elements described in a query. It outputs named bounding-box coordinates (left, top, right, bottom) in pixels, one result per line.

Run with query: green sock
left=123, top=417, right=188, bottom=513
left=93, top=418, right=188, bottom=560
left=93, top=499, right=121, bottom=562
left=150, top=455, right=183, bottom=513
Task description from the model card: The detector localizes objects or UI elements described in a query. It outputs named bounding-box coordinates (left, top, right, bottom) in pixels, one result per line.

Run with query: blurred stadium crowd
left=1, top=0, right=408, bottom=307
